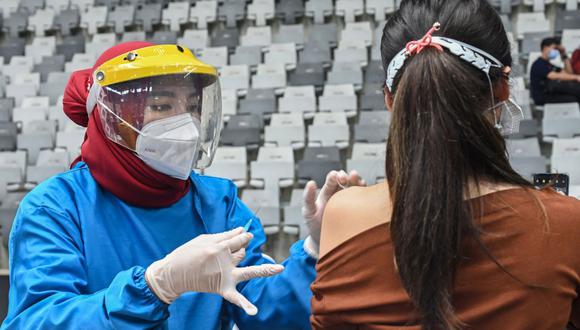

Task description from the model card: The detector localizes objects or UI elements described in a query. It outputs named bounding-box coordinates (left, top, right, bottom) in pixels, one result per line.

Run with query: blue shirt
left=1, top=162, right=316, bottom=329
left=530, top=57, right=561, bottom=105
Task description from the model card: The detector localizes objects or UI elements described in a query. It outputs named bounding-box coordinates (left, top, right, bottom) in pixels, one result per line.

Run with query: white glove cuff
left=145, top=262, right=174, bottom=305
left=303, top=236, right=320, bottom=259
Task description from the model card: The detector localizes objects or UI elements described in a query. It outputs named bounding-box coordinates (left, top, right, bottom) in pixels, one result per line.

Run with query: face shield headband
left=385, top=23, right=524, bottom=136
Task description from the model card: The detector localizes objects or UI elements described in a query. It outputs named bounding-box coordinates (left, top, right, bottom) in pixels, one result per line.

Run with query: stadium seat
left=26, top=36, right=57, bottom=65
left=80, top=5, right=107, bottom=35
left=17, top=133, right=54, bottom=165
left=27, top=8, right=56, bottom=37
left=264, top=43, right=297, bottom=70
left=241, top=188, right=280, bottom=234
left=555, top=10, right=580, bottom=32
left=542, top=103, right=580, bottom=139
left=318, top=84, right=357, bottom=118
left=307, top=23, right=338, bottom=47
left=341, top=22, right=373, bottom=47
left=288, top=63, right=325, bottom=87
left=264, top=113, right=306, bottom=149
left=282, top=189, right=309, bottom=239
left=241, top=26, right=272, bottom=47
left=299, top=42, right=331, bottom=66
left=135, top=3, right=161, bottom=32
left=297, top=146, right=341, bottom=186
left=515, top=12, right=550, bottom=38
left=273, top=24, right=305, bottom=45
left=334, top=40, right=368, bottom=67
left=65, top=53, right=95, bottom=72
left=327, top=61, right=363, bottom=89
left=178, top=29, right=209, bottom=51
left=53, top=8, right=80, bottom=36
left=251, top=64, right=286, bottom=90
left=203, top=146, right=248, bottom=187
left=335, top=0, right=363, bottom=23
left=551, top=139, right=580, bottom=184
left=85, top=32, right=116, bottom=56
left=211, top=27, right=240, bottom=49
left=23, top=119, right=57, bottom=138
left=239, top=88, right=276, bottom=118
left=121, top=31, right=146, bottom=43
left=308, top=112, right=350, bottom=149
left=189, top=0, right=217, bottom=29
left=365, top=0, right=395, bottom=21
left=354, top=110, right=390, bottom=143
left=247, top=0, right=274, bottom=26
left=249, top=146, right=295, bottom=188
left=13, top=106, right=46, bottom=129
left=218, top=0, right=245, bottom=28
left=520, top=32, right=551, bottom=54
left=161, top=1, right=189, bottom=32
left=46, top=0, right=70, bottom=12
left=221, top=89, right=238, bottom=120
left=220, top=114, right=262, bottom=149
left=0, top=150, right=27, bottom=185
left=0, top=0, right=20, bottom=19
left=196, top=46, right=228, bottom=68
left=21, top=96, right=49, bottom=109
left=4, top=10, right=29, bottom=38
left=56, top=130, right=85, bottom=160
left=275, top=0, right=304, bottom=24
left=305, top=0, right=332, bottom=24
left=0, top=123, right=18, bottom=151
left=360, top=85, right=385, bottom=111
left=6, top=84, right=37, bottom=108
left=149, top=31, right=178, bottom=44
left=34, top=55, right=65, bottom=82
left=220, top=65, right=250, bottom=93
left=0, top=37, right=26, bottom=64
left=36, top=148, right=69, bottom=167
left=94, top=0, right=120, bottom=10
left=70, top=0, right=95, bottom=11
left=56, top=34, right=85, bottom=61
left=365, top=61, right=385, bottom=87
left=347, top=143, right=386, bottom=184
left=106, top=5, right=135, bottom=33
left=278, top=85, right=316, bottom=119
left=26, top=165, right=64, bottom=185
left=561, top=29, right=580, bottom=54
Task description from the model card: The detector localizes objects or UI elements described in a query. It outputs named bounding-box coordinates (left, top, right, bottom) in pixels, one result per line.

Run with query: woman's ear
left=384, top=86, right=394, bottom=112
left=493, top=66, right=511, bottom=103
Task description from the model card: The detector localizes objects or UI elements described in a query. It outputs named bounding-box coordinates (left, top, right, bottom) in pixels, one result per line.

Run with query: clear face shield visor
left=96, top=73, right=222, bottom=173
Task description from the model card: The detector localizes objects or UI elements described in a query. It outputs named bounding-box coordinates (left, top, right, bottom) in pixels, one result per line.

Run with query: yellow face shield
left=92, top=44, right=222, bottom=176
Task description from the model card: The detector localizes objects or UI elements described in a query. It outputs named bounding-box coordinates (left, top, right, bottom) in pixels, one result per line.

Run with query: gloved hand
left=302, top=170, right=366, bottom=254
left=145, top=227, right=284, bottom=315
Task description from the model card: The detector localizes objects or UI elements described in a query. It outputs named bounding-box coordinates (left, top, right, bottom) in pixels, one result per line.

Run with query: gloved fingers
left=220, top=232, right=253, bottom=253
left=233, top=264, right=285, bottom=283
left=231, top=248, right=246, bottom=266
left=211, top=227, right=245, bottom=243
left=302, top=180, right=318, bottom=217
left=222, top=289, right=259, bottom=316
left=319, top=170, right=343, bottom=201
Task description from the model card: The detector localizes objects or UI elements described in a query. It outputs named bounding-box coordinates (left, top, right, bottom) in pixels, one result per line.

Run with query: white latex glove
left=302, top=170, right=366, bottom=249
left=145, top=227, right=284, bottom=315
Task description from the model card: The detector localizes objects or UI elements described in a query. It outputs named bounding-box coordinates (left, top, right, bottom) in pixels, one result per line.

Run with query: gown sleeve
left=0, top=201, right=169, bottom=329
left=224, top=192, right=317, bottom=330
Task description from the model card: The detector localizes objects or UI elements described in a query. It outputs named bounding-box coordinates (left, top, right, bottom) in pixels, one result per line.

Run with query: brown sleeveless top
left=311, top=189, right=580, bottom=329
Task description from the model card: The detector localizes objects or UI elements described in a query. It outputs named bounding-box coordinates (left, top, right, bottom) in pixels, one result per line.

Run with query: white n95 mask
left=136, top=113, right=201, bottom=180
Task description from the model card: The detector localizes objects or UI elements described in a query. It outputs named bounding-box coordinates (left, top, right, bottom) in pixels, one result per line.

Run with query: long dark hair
left=381, top=0, right=533, bottom=328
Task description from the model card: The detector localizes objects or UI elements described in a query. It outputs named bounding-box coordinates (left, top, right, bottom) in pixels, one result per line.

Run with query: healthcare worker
left=0, top=42, right=363, bottom=329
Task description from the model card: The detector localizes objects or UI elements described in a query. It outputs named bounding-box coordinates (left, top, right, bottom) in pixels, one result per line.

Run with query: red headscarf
left=63, top=42, right=191, bottom=208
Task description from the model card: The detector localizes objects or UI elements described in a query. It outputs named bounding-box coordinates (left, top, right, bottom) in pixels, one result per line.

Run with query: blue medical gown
left=0, top=162, right=316, bottom=329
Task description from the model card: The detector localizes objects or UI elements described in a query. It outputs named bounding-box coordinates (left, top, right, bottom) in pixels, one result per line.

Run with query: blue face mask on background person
left=548, top=48, right=560, bottom=60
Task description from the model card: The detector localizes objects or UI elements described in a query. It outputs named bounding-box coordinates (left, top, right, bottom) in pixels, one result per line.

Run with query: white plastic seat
left=203, top=146, right=247, bottom=187
left=221, top=89, right=238, bottom=121
left=561, top=29, right=580, bottom=54
left=347, top=143, right=386, bottom=184
left=551, top=139, right=580, bottom=184
left=85, top=33, right=116, bottom=56
left=251, top=64, right=286, bottom=90
left=189, top=0, right=217, bottom=29
left=56, top=130, right=85, bottom=160
left=335, top=0, right=364, bottom=23
left=81, top=6, right=108, bottom=35
left=3, top=56, right=34, bottom=83
left=341, top=22, right=373, bottom=47
left=17, top=133, right=54, bottom=165
left=0, top=151, right=27, bottom=184
left=28, top=8, right=56, bottom=37
left=25, top=36, right=57, bottom=64
left=506, top=138, right=542, bottom=157
left=65, top=53, right=96, bottom=72
left=327, top=61, right=363, bottom=90
left=515, top=12, right=550, bottom=38
left=6, top=85, right=38, bottom=107
left=23, top=119, right=57, bottom=138
left=196, top=47, right=228, bottom=68
left=21, top=96, right=49, bottom=109
left=542, top=103, right=580, bottom=139
left=220, top=65, right=250, bottom=92
left=318, top=84, right=357, bottom=118
left=264, top=113, right=305, bottom=149
left=13, top=73, right=41, bottom=93
left=365, top=0, right=395, bottom=21
left=47, top=0, right=70, bottom=12
left=305, top=0, right=332, bottom=24
left=334, top=40, right=368, bottom=67
left=241, top=26, right=272, bottom=47
left=13, top=106, right=47, bottom=128
left=282, top=189, right=310, bottom=239
left=279, top=85, right=317, bottom=119
left=264, top=43, right=297, bottom=70
left=37, top=149, right=70, bottom=167
left=162, top=1, right=189, bottom=32
left=177, top=29, right=209, bottom=51
left=70, top=0, right=95, bottom=11
left=241, top=188, right=280, bottom=232
left=0, top=0, right=21, bottom=19
left=274, top=24, right=305, bottom=45
left=308, top=112, right=350, bottom=149
left=107, top=5, right=135, bottom=34
left=250, top=146, right=295, bottom=188
left=247, top=0, right=275, bottom=26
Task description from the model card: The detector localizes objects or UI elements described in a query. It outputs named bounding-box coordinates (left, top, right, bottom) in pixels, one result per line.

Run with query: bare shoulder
left=319, top=182, right=392, bottom=258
